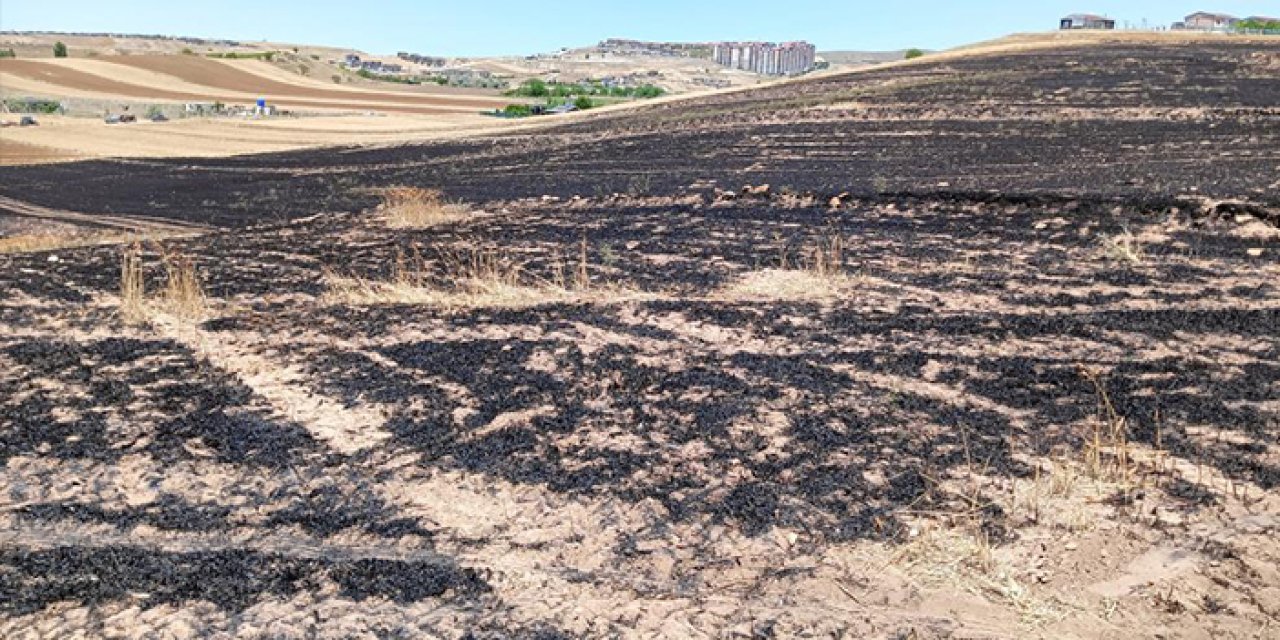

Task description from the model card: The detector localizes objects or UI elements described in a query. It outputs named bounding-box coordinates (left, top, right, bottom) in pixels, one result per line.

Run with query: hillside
left=0, top=52, right=524, bottom=163
left=819, top=49, right=916, bottom=65
left=0, top=31, right=769, bottom=163
left=0, top=34, right=1277, bottom=639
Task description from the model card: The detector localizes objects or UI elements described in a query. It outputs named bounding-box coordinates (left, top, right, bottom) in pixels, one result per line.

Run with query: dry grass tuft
left=804, top=232, right=844, bottom=278
left=1008, top=462, right=1096, bottom=533
left=1080, top=367, right=1136, bottom=485
left=720, top=268, right=847, bottom=301
left=159, top=250, right=208, bottom=320
left=324, top=242, right=644, bottom=310
left=120, top=244, right=146, bottom=324
left=720, top=232, right=853, bottom=301
left=893, top=526, right=1065, bottom=626
left=1099, top=228, right=1145, bottom=264
left=382, top=187, right=470, bottom=229
left=116, top=245, right=207, bottom=323
left=0, top=232, right=141, bottom=254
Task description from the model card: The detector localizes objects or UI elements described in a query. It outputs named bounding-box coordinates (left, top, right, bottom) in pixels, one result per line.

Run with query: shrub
left=5, top=98, right=62, bottom=114
left=501, top=104, right=533, bottom=118
left=0, top=49, right=16, bottom=59
left=53, top=41, right=68, bottom=58
left=573, top=95, right=595, bottom=110
left=356, top=68, right=421, bottom=84
left=206, top=51, right=276, bottom=61
left=905, top=48, right=925, bottom=60
left=633, top=84, right=665, bottom=98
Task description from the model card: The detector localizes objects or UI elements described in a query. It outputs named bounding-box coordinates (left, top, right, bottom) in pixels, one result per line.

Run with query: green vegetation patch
left=506, top=79, right=665, bottom=99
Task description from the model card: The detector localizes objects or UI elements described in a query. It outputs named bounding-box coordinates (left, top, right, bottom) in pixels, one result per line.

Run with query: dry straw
left=382, top=187, right=470, bottom=229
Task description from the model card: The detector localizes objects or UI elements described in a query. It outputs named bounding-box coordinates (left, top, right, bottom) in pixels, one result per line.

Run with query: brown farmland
left=1, top=37, right=1278, bottom=638
left=103, top=55, right=510, bottom=108
left=0, top=57, right=511, bottom=115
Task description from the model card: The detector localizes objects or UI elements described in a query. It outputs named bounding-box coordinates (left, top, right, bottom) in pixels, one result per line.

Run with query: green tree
left=1238, top=19, right=1280, bottom=31
left=521, top=79, right=548, bottom=97
left=0, top=49, right=15, bottom=59
left=53, top=41, right=68, bottom=58
left=904, top=48, right=925, bottom=60
left=573, top=95, right=594, bottom=110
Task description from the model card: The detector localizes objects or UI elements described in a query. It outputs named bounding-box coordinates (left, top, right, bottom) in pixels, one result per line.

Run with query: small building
left=342, top=54, right=361, bottom=67
left=184, top=102, right=217, bottom=115
left=1060, top=14, right=1116, bottom=30
left=1183, top=12, right=1239, bottom=30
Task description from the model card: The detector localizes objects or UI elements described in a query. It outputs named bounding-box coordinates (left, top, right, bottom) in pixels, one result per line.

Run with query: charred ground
left=1, top=39, right=1278, bottom=638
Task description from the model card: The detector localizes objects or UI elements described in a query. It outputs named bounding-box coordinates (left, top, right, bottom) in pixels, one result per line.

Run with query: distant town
left=1060, top=10, right=1280, bottom=32
left=595, top=38, right=819, bottom=76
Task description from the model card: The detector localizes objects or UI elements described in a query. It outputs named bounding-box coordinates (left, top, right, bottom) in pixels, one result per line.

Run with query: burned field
left=1, top=40, right=1279, bottom=638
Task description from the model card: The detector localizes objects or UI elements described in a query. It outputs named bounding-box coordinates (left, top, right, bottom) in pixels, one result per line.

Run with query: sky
left=2, top=1, right=1277, bottom=56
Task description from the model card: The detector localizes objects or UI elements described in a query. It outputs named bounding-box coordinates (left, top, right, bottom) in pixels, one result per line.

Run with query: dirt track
left=1, top=38, right=1278, bottom=638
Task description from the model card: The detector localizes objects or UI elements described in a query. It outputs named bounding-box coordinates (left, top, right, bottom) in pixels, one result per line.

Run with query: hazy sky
left=3, top=1, right=1277, bottom=56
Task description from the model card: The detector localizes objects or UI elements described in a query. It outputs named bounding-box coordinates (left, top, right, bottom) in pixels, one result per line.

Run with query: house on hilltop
left=1182, top=12, right=1239, bottom=30
left=1060, top=14, right=1116, bottom=30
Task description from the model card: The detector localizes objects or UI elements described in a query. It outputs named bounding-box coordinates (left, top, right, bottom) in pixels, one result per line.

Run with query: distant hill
left=819, top=50, right=921, bottom=65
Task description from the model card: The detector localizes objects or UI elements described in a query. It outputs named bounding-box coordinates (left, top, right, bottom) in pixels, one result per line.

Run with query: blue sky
left=3, top=1, right=1276, bottom=56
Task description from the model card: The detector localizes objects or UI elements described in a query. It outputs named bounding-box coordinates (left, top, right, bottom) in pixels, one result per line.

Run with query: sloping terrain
left=104, top=55, right=507, bottom=107
left=2, top=41, right=1277, bottom=218
left=0, top=38, right=1278, bottom=638
left=0, top=57, right=509, bottom=114
left=0, top=55, right=524, bottom=164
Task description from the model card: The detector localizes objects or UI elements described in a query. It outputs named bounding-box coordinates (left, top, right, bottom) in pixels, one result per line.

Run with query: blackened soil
left=0, top=546, right=488, bottom=616
left=0, top=38, right=1277, bottom=638
left=0, top=42, right=1276, bottom=227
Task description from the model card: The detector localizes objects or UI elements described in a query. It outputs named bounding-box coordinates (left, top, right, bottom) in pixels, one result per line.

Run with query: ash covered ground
left=1, top=40, right=1278, bottom=639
